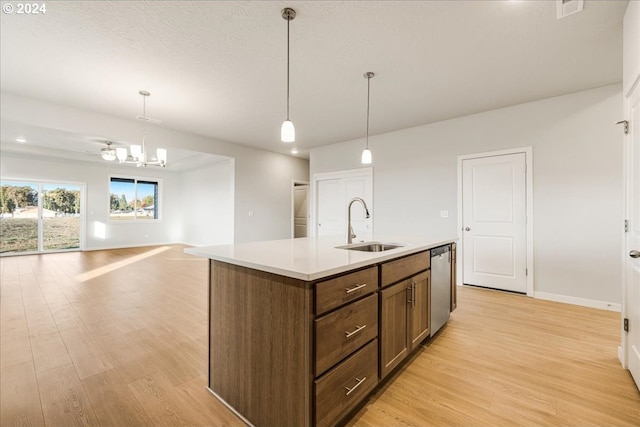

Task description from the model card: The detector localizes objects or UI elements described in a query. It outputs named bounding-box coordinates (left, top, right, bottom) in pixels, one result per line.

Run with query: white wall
left=1, top=93, right=310, bottom=245
left=0, top=151, right=185, bottom=249
left=311, top=84, right=623, bottom=306
left=180, top=158, right=235, bottom=246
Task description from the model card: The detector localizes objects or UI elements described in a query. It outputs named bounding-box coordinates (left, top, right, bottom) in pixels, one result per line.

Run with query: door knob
left=630, top=250, right=640, bottom=259
left=465, top=227, right=471, bottom=231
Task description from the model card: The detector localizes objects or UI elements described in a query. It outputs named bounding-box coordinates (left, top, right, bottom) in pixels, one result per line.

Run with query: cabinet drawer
left=315, top=294, right=378, bottom=376
left=381, top=250, right=430, bottom=288
left=315, top=339, right=378, bottom=427
left=316, top=266, right=378, bottom=315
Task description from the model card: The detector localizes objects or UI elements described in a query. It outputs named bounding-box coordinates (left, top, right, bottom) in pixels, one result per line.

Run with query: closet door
left=314, top=169, right=373, bottom=240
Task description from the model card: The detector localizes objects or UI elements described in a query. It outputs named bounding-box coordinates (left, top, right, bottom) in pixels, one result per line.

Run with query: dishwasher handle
left=431, top=245, right=450, bottom=258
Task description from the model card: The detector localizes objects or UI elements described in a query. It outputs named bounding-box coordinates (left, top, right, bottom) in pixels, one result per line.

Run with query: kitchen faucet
left=347, top=197, right=370, bottom=244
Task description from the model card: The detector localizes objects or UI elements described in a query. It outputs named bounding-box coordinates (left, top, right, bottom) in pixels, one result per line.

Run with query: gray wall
left=311, top=84, right=623, bottom=306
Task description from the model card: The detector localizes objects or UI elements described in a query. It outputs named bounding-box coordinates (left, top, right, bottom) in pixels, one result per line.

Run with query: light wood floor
left=1, top=245, right=638, bottom=427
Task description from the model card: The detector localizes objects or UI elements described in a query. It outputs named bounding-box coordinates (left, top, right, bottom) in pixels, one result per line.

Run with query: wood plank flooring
left=1, top=245, right=638, bottom=426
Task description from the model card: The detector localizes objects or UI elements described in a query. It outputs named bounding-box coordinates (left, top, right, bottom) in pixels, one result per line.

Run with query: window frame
left=108, top=175, right=163, bottom=222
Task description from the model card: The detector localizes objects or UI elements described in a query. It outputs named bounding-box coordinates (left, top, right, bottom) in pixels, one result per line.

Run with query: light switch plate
left=440, top=210, right=449, bottom=218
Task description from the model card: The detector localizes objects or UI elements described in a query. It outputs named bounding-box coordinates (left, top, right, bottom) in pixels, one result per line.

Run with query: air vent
left=557, top=0, right=584, bottom=19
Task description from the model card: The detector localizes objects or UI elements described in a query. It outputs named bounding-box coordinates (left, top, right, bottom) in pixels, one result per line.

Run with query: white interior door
left=315, top=169, right=373, bottom=241
left=344, top=177, right=370, bottom=241
left=316, top=179, right=342, bottom=236
left=624, top=81, right=640, bottom=390
left=462, top=153, right=527, bottom=293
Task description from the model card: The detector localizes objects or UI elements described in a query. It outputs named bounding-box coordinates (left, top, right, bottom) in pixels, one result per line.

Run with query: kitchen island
left=185, top=235, right=457, bottom=427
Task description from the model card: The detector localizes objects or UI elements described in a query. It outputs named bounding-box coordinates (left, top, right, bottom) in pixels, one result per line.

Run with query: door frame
left=0, top=176, right=87, bottom=255
left=620, top=75, right=640, bottom=371
left=291, top=180, right=310, bottom=238
left=456, top=147, right=534, bottom=296
left=311, top=168, right=373, bottom=238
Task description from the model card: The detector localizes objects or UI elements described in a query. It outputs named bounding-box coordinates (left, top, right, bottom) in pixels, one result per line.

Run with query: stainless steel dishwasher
left=430, top=245, right=451, bottom=336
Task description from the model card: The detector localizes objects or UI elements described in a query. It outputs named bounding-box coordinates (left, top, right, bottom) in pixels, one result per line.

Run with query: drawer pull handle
left=345, top=377, right=367, bottom=396
left=345, top=324, right=366, bottom=338
left=345, top=283, right=367, bottom=294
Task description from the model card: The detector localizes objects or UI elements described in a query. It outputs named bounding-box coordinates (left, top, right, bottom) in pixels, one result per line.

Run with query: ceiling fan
left=100, top=141, right=117, bottom=161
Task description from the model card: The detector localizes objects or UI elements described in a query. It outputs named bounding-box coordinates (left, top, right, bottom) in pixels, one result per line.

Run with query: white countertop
left=184, top=235, right=457, bottom=281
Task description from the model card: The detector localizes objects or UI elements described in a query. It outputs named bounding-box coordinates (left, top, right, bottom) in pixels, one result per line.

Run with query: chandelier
left=102, top=90, right=167, bottom=168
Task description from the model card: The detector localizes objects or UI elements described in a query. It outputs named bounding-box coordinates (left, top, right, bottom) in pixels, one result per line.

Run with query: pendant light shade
left=116, top=147, right=128, bottom=162
left=281, top=120, right=295, bottom=142
left=361, top=148, right=372, bottom=164
left=362, top=72, right=375, bottom=165
left=281, top=7, right=296, bottom=142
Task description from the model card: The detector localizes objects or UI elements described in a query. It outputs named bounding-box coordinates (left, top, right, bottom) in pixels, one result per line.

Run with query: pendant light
left=281, top=7, right=296, bottom=142
left=361, top=72, right=374, bottom=164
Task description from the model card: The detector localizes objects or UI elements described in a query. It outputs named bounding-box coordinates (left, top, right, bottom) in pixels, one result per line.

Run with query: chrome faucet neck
left=347, top=197, right=370, bottom=244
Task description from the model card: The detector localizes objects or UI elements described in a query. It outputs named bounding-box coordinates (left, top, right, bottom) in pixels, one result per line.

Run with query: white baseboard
left=618, top=346, right=624, bottom=366
left=533, top=291, right=621, bottom=312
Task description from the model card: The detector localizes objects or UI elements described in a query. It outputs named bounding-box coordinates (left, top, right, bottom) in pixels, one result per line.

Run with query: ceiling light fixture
left=361, top=72, right=374, bottom=165
left=109, top=90, right=167, bottom=168
left=101, top=141, right=117, bottom=161
left=16, top=137, right=27, bottom=143
left=281, top=7, right=296, bottom=143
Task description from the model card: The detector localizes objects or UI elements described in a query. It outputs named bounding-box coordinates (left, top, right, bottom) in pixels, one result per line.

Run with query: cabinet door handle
left=345, top=376, right=367, bottom=396
left=345, top=283, right=367, bottom=294
left=407, top=285, right=412, bottom=304
left=412, top=282, right=416, bottom=307
left=344, top=324, right=366, bottom=338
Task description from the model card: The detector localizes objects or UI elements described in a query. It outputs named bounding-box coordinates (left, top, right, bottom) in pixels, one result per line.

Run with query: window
left=109, top=177, right=160, bottom=221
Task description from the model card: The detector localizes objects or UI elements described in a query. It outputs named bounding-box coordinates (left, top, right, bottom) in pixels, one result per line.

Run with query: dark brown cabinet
left=380, top=280, right=410, bottom=378
left=409, top=270, right=430, bottom=348
left=379, top=251, right=431, bottom=379
left=206, top=244, right=453, bottom=427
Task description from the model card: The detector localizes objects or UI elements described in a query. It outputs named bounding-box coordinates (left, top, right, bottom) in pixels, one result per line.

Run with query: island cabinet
left=208, top=260, right=380, bottom=427
left=379, top=251, right=431, bottom=379
left=203, top=242, right=452, bottom=427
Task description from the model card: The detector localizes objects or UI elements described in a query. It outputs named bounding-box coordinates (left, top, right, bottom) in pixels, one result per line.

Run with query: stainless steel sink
left=336, top=241, right=404, bottom=252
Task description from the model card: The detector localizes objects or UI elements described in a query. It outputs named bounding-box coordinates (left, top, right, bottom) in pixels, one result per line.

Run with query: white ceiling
left=0, top=0, right=628, bottom=160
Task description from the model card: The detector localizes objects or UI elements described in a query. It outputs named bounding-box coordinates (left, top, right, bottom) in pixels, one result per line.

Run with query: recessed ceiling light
left=16, top=137, right=27, bottom=143
left=291, top=147, right=298, bottom=154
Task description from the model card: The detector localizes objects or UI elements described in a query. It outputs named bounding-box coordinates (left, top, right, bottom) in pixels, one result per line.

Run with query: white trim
left=534, top=291, right=621, bottom=312
left=457, top=147, right=534, bottom=296
left=620, top=69, right=640, bottom=371
left=621, top=92, right=631, bottom=368
left=619, top=346, right=624, bottom=365
left=311, top=167, right=373, bottom=238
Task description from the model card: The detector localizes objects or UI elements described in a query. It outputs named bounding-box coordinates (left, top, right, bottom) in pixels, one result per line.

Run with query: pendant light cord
left=142, top=93, right=147, bottom=154
left=366, top=76, right=370, bottom=149
left=286, top=16, right=290, bottom=121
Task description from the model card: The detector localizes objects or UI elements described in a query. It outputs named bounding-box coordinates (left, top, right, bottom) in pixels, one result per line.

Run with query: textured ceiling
left=0, top=0, right=628, bottom=160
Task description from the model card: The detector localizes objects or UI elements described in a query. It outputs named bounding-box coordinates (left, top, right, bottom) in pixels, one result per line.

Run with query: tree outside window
left=109, top=177, right=160, bottom=220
